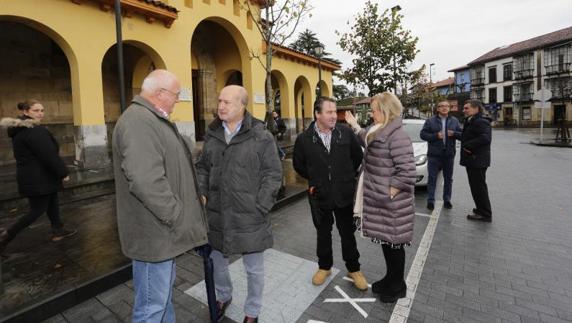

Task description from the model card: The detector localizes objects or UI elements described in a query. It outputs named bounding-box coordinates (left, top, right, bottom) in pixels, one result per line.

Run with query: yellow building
left=0, top=0, right=339, bottom=168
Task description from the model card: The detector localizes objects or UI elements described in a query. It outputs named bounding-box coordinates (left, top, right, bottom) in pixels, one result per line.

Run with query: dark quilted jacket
left=359, top=117, right=417, bottom=244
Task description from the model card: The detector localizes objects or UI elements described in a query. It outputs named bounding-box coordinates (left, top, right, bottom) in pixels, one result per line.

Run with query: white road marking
left=307, top=320, right=328, bottom=323
left=323, top=285, right=376, bottom=318
left=342, top=275, right=373, bottom=288
left=389, top=201, right=443, bottom=323
left=415, top=212, right=432, bottom=218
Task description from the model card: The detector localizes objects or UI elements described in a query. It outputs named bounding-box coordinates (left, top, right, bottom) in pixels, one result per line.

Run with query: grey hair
left=140, top=69, right=178, bottom=95
left=238, top=86, right=248, bottom=107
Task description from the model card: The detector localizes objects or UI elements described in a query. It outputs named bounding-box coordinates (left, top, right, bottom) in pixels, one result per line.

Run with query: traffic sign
left=534, top=89, right=552, bottom=109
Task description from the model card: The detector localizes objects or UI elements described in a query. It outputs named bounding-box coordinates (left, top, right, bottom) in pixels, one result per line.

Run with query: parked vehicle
left=402, top=119, right=428, bottom=186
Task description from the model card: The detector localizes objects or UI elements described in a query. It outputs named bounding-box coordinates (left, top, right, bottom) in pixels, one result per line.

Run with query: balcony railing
left=471, top=77, right=485, bottom=86
left=548, top=88, right=572, bottom=99
left=514, top=68, right=534, bottom=80
left=546, top=63, right=572, bottom=75
left=513, top=92, right=534, bottom=102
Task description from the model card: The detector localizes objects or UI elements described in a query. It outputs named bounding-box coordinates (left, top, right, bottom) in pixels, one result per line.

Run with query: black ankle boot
left=0, top=230, right=11, bottom=253
left=378, top=280, right=407, bottom=303
left=371, top=276, right=389, bottom=294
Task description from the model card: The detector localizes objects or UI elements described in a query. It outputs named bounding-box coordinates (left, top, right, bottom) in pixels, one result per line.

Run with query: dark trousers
left=466, top=168, right=492, bottom=218
left=382, top=245, right=406, bottom=291
left=6, top=193, right=63, bottom=240
left=309, top=198, right=360, bottom=272
left=427, top=155, right=455, bottom=203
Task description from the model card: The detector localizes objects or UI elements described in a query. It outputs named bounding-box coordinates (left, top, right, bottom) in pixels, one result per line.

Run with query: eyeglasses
left=160, top=88, right=181, bottom=98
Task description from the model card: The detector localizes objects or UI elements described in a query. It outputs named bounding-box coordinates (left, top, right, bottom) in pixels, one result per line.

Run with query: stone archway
left=191, top=18, right=248, bottom=142
left=294, top=76, right=313, bottom=132
left=101, top=41, right=166, bottom=153
left=270, top=70, right=293, bottom=137
left=0, top=20, right=75, bottom=166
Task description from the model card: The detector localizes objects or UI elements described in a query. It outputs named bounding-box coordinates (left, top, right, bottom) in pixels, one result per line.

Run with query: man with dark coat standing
left=197, top=85, right=282, bottom=323
left=420, top=100, right=462, bottom=211
left=461, top=99, right=493, bottom=222
left=293, top=97, right=368, bottom=291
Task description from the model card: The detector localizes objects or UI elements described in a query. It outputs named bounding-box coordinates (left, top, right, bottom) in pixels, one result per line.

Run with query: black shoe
left=243, top=316, right=258, bottom=323
left=444, top=201, right=453, bottom=209
left=378, top=282, right=407, bottom=303
left=467, top=213, right=492, bottom=222
left=426, top=202, right=434, bottom=211
left=371, top=276, right=389, bottom=294
left=217, top=298, right=232, bottom=322
left=51, top=228, right=77, bottom=242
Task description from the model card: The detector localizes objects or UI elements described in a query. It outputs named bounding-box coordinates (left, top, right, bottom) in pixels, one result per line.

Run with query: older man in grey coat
left=197, top=85, right=282, bottom=323
left=113, top=70, right=208, bottom=323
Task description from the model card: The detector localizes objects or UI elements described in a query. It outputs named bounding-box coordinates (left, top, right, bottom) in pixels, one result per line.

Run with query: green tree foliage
left=333, top=84, right=352, bottom=100
left=243, top=0, right=312, bottom=132
left=290, top=29, right=341, bottom=64
left=337, top=1, right=419, bottom=96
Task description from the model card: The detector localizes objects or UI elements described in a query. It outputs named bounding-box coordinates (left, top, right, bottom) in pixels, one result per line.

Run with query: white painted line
left=324, top=285, right=374, bottom=318
left=342, top=275, right=372, bottom=288
left=324, top=298, right=377, bottom=303
left=308, top=320, right=328, bottom=323
left=389, top=201, right=443, bottom=323
left=415, top=212, right=432, bottom=218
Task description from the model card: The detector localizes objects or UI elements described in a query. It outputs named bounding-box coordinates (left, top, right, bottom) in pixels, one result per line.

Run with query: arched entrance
left=294, top=76, right=312, bottom=132
left=191, top=18, right=248, bottom=141
left=0, top=20, right=74, bottom=166
left=317, top=80, right=331, bottom=98
left=101, top=41, right=166, bottom=151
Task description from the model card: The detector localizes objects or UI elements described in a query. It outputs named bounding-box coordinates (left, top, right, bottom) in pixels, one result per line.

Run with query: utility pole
left=391, top=5, right=401, bottom=94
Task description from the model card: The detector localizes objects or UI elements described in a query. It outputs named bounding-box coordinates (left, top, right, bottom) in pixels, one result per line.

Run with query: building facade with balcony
left=466, top=26, right=572, bottom=127
left=0, top=0, right=338, bottom=168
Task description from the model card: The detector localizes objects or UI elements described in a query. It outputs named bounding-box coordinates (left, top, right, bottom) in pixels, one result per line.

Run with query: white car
left=402, top=119, right=428, bottom=186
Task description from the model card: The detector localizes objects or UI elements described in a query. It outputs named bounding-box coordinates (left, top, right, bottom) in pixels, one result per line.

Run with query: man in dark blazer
left=293, top=97, right=368, bottom=291
left=460, top=99, right=492, bottom=222
left=420, top=101, right=462, bottom=211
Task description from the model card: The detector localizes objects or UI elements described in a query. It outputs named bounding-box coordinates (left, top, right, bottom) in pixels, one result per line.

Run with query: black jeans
left=309, top=197, right=360, bottom=272
left=466, top=167, right=492, bottom=218
left=6, top=193, right=63, bottom=240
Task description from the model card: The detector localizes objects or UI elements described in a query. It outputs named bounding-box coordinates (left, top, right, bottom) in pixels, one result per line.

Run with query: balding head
left=140, top=69, right=181, bottom=115
left=218, top=85, right=248, bottom=125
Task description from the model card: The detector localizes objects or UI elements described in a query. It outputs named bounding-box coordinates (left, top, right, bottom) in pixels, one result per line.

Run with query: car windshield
left=402, top=122, right=423, bottom=142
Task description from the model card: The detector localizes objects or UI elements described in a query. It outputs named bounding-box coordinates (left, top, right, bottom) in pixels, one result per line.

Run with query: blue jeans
left=210, top=249, right=265, bottom=317
left=427, top=156, right=455, bottom=204
left=132, top=259, right=176, bottom=323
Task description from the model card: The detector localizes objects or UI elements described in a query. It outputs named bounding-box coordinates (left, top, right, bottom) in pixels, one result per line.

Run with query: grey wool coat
left=196, top=112, right=282, bottom=255
left=112, top=95, right=208, bottom=262
left=358, top=117, right=417, bottom=245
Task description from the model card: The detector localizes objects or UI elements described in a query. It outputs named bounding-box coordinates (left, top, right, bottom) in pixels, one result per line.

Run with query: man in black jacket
left=293, top=97, right=368, bottom=291
left=461, top=100, right=492, bottom=222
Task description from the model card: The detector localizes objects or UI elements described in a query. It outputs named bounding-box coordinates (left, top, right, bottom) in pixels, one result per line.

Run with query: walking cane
left=196, top=244, right=217, bottom=323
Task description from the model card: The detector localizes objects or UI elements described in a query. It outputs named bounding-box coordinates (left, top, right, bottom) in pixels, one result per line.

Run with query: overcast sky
left=295, top=0, right=572, bottom=88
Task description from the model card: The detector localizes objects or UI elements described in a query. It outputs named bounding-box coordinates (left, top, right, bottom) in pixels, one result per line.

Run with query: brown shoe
left=312, top=269, right=331, bottom=286
left=347, top=271, right=368, bottom=291
left=51, top=228, right=77, bottom=242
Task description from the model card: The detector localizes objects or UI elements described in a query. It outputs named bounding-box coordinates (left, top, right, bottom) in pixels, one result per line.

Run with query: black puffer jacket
left=293, top=122, right=363, bottom=209
left=196, top=112, right=282, bottom=255
left=460, top=113, right=492, bottom=168
left=1, top=116, right=68, bottom=197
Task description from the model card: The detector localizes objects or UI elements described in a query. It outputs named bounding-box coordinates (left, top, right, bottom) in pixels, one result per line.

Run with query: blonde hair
left=370, top=92, right=403, bottom=128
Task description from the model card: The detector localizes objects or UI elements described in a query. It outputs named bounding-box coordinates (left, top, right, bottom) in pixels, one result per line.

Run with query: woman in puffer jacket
left=345, top=92, right=416, bottom=303
left=0, top=100, right=76, bottom=254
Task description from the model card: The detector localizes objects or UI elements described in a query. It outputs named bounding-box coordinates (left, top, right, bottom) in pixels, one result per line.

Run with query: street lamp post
left=429, top=63, right=435, bottom=116
left=315, top=44, right=324, bottom=97
left=391, top=5, right=401, bottom=94
left=114, top=0, right=126, bottom=113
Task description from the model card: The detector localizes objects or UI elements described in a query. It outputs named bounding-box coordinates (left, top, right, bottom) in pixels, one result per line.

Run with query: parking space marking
left=324, top=285, right=376, bottom=318
left=389, top=201, right=443, bottom=323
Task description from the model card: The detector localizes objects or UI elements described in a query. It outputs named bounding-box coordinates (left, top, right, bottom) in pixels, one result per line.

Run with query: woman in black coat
left=0, top=100, right=76, bottom=254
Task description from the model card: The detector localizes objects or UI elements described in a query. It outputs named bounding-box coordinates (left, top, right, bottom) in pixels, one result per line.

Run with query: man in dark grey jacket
left=197, top=85, right=282, bottom=323
left=113, top=70, right=208, bottom=323
left=420, top=101, right=462, bottom=211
